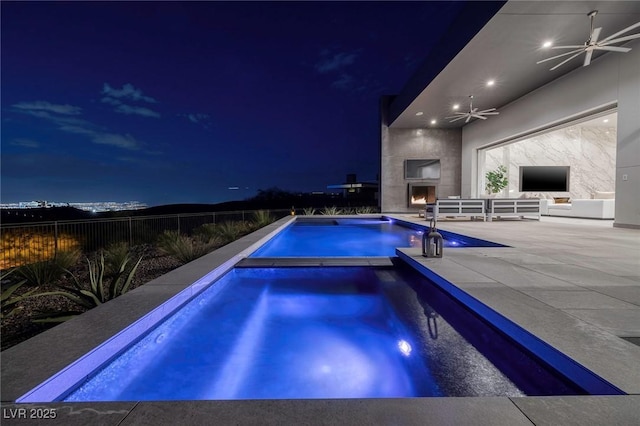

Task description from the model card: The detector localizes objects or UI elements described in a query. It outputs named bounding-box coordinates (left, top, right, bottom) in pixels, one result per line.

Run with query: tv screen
left=519, top=166, right=570, bottom=192
left=405, top=159, right=440, bottom=179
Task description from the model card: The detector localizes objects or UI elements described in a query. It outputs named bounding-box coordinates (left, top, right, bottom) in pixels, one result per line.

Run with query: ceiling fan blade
left=595, top=46, right=632, bottom=53
left=549, top=52, right=584, bottom=70
left=600, top=33, right=640, bottom=46
left=471, top=115, right=488, bottom=120
left=448, top=115, right=468, bottom=122
left=478, top=108, right=496, bottom=113
left=537, top=48, right=584, bottom=64
left=590, top=27, right=602, bottom=43
left=599, top=21, right=640, bottom=43
left=584, top=50, right=593, bottom=66
left=465, top=115, right=471, bottom=123
left=479, top=112, right=500, bottom=116
left=445, top=114, right=466, bottom=119
left=551, top=45, right=585, bottom=49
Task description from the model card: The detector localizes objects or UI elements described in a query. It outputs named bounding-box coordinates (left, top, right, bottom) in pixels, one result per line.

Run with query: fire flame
left=411, top=196, right=427, bottom=205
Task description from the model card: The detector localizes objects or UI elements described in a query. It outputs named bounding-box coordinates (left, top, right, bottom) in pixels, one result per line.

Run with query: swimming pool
left=250, top=217, right=505, bottom=257
left=16, top=217, right=622, bottom=403
left=32, top=265, right=591, bottom=401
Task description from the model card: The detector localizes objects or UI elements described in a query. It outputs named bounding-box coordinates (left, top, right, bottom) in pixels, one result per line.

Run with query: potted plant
left=485, top=165, right=508, bottom=196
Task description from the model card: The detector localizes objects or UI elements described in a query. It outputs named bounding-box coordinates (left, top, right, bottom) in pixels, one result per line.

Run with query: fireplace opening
left=408, top=184, right=436, bottom=207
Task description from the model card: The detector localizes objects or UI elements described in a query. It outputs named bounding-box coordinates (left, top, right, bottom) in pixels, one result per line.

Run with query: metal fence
left=1, top=209, right=292, bottom=269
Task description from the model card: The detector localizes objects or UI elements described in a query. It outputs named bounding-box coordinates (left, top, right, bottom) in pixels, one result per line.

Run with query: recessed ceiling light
left=452, top=104, right=460, bottom=110
left=487, top=79, right=495, bottom=86
left=542, top=40, right=553, bottom=48
left=603, top=119, right=609, bottom=123
left=415, top=111, right=424, bottom=116
left=430, top=119, right=437, bottom=125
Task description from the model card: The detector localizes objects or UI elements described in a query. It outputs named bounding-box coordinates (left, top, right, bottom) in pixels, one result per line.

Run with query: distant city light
left=0, top=201, right=147, bottom=212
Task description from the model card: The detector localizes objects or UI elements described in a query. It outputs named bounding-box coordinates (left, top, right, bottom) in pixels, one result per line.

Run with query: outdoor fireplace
left=408, top=184, right=436, bottom=207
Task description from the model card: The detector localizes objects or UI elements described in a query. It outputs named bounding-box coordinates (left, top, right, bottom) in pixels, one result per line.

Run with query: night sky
left=2, top=1, right=468, bottom=206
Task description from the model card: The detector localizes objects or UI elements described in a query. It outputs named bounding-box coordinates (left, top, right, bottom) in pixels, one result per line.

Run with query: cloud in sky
left=115, top=104, right=161, bottom=118
left=315, top=50, right=358, bottom=74
left=102, top=83, right=157, bottom=103
left=179, top=112, right=212, bottom=130
left=11, top=99, right=143, bottom=150
left=101, top=83, right=161, bottom=118
left=12, top=100, right=82, bottom=115
left=331, top=73, right=355, bottom=90
left=11, top=138, right=40, bottom=148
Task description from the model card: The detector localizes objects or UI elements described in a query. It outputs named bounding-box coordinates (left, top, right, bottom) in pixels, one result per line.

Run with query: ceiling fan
left=446, top=95, right=499, bottom=123
left=537, top=10, right=640, bottom=71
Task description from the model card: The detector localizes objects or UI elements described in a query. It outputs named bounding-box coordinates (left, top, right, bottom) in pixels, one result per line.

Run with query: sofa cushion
left=548, top=204, right=572, bottom=210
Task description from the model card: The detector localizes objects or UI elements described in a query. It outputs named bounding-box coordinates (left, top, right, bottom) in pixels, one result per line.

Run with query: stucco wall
left=381, top=125, right=462, bottom=213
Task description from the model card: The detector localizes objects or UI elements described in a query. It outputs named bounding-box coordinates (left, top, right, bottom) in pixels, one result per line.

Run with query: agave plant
left=356, top=206, right=376, bottom=214
left=320, top=206, right=342, bottom=216
left=302, top=207, right=316, bottom=216
left=30, top=252, right=143, bottom=323
left=1, top=269, right=37, bottom=319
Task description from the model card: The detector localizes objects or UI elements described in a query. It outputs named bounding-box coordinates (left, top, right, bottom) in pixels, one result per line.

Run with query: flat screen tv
left=519, top=166, right=570, bottom=192
left=405, top=159, right=440, bottom=179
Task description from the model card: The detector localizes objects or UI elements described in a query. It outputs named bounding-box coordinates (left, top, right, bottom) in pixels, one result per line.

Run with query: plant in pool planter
left=485, top=165, right=509, bottom=195
left=29, top=251, right=143, bottom=323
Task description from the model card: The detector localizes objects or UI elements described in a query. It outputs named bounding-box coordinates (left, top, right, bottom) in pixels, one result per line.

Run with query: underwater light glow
left=398, top=340, right=412, bottom=356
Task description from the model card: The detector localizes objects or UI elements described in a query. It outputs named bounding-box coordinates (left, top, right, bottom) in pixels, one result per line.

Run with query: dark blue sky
left=2, top=1, right=466, bottom=206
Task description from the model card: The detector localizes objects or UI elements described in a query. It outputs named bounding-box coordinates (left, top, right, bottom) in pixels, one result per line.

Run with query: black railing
left=1, top=209, right=292, bottom=269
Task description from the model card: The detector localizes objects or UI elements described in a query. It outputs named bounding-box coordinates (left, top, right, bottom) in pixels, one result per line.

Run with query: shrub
left=103, top=242, right=131, bottom=275
left=157, top=231, right=217, bottom=264
left=1, top=269, right=36, bottom=319
left=251, top=210, right=274, bottom=228
left=215, top=221, right=249, bottom=243
left=321, top=206, right=341, bottom=215
left=15, top=249, right=81, bottom=287
left=193, top=224, right=218, bottom=243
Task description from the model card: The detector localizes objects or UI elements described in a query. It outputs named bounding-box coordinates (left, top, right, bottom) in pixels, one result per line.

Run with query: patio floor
left=1, top=215, right=639, bottom=425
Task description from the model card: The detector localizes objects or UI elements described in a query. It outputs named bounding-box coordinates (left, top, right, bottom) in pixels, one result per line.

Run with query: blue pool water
left=251, top=218, right=504, bottom=257
left=62, top=265, right=583, bottom=401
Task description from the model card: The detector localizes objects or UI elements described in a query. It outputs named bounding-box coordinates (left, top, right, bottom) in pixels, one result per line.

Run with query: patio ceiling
left=389, top=1, right=640, bottom=129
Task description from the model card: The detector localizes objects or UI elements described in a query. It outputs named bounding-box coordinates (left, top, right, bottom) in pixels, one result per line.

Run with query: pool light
left=398, top=340, right=412, bottom=356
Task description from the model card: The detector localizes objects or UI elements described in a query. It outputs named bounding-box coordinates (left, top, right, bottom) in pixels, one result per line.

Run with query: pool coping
left=2, top=214, right=640, bottom=424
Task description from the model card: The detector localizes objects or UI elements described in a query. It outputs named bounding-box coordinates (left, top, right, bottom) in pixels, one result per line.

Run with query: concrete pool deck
left=1, top=214, right=639, bottom=424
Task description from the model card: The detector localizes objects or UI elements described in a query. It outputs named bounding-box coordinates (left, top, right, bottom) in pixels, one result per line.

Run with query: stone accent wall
left=484, top=121, right=616, bottom=200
